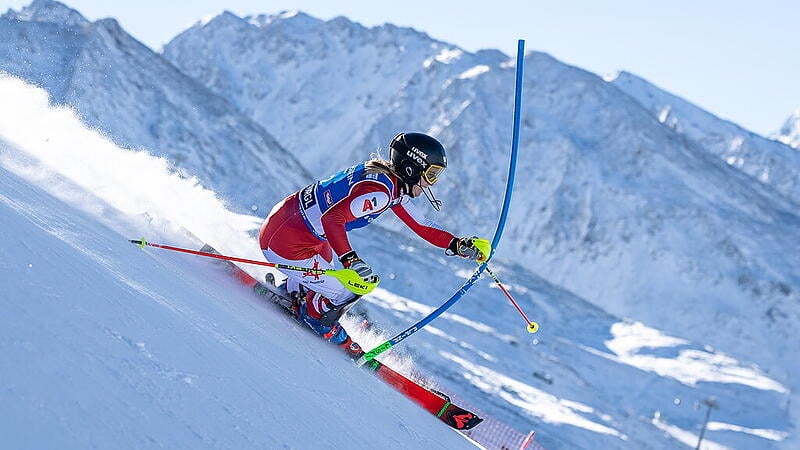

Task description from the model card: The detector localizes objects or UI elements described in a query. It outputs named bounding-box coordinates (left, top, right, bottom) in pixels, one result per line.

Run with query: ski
left=200, top=244, right=483, bottom=431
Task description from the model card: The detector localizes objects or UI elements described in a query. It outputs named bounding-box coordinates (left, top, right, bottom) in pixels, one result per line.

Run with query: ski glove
left=446, top=236, right=491, bottom=263
left=340, top=251, right=375, bottom=282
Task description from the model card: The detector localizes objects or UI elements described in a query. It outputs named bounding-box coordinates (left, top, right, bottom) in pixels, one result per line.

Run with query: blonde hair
left=365, top=156, right=412, bottom=194
left=364, top=158, right=395, bottom=177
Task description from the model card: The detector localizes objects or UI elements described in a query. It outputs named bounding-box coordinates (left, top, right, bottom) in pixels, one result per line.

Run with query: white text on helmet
left=406, top=146, right=429, bottom=168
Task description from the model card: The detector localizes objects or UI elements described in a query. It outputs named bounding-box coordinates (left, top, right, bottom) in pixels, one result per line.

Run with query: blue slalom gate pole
left=359, top=40, right=525, bottom=364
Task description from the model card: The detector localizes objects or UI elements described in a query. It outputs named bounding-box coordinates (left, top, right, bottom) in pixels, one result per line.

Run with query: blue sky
left=2, top=0, right=797, bottom=136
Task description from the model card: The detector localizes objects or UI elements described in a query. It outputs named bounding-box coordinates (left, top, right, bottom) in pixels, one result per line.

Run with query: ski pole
left=483, top=265, right=538, bottom=333
left=129, top=238, right=379, bottom=295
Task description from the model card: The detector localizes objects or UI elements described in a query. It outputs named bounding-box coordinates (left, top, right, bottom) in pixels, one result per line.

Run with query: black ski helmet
left=389, top=132, right=447, bottom=187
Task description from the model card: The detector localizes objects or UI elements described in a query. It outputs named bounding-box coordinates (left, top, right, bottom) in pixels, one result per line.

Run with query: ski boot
left=298, top=292, right=363, bottom=358
left=338, top=336, right=364, bottom=360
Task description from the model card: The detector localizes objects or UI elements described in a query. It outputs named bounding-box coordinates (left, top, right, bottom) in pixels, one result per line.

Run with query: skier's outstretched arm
left=391, top=200, right=491, bottom=262
left=391, top=199, right=453, bottom=248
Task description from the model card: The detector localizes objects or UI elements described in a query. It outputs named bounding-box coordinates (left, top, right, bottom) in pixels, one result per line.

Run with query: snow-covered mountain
left=163, top=10, right=800, bottom=427
left=164, top=10, right=506, bottom=178
left=610, top=71, right=800, bottom=206
left=0, top=0, right=312, bottom=210
left=2, top=72, right=794, bottom=450
left=164, top=11, right=507, bottom=176
left=774, top=110, right=800, bottom=149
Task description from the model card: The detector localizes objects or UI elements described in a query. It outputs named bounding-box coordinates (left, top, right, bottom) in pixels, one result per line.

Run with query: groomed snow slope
left=0, top=75, right=477, bottom=449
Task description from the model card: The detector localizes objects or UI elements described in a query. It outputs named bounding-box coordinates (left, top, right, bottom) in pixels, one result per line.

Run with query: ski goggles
left=422, top=164, right=445, bottom=185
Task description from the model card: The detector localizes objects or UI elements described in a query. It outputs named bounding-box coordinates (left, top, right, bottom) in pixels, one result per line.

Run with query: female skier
left=258, top=132, right=490, bottom=358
